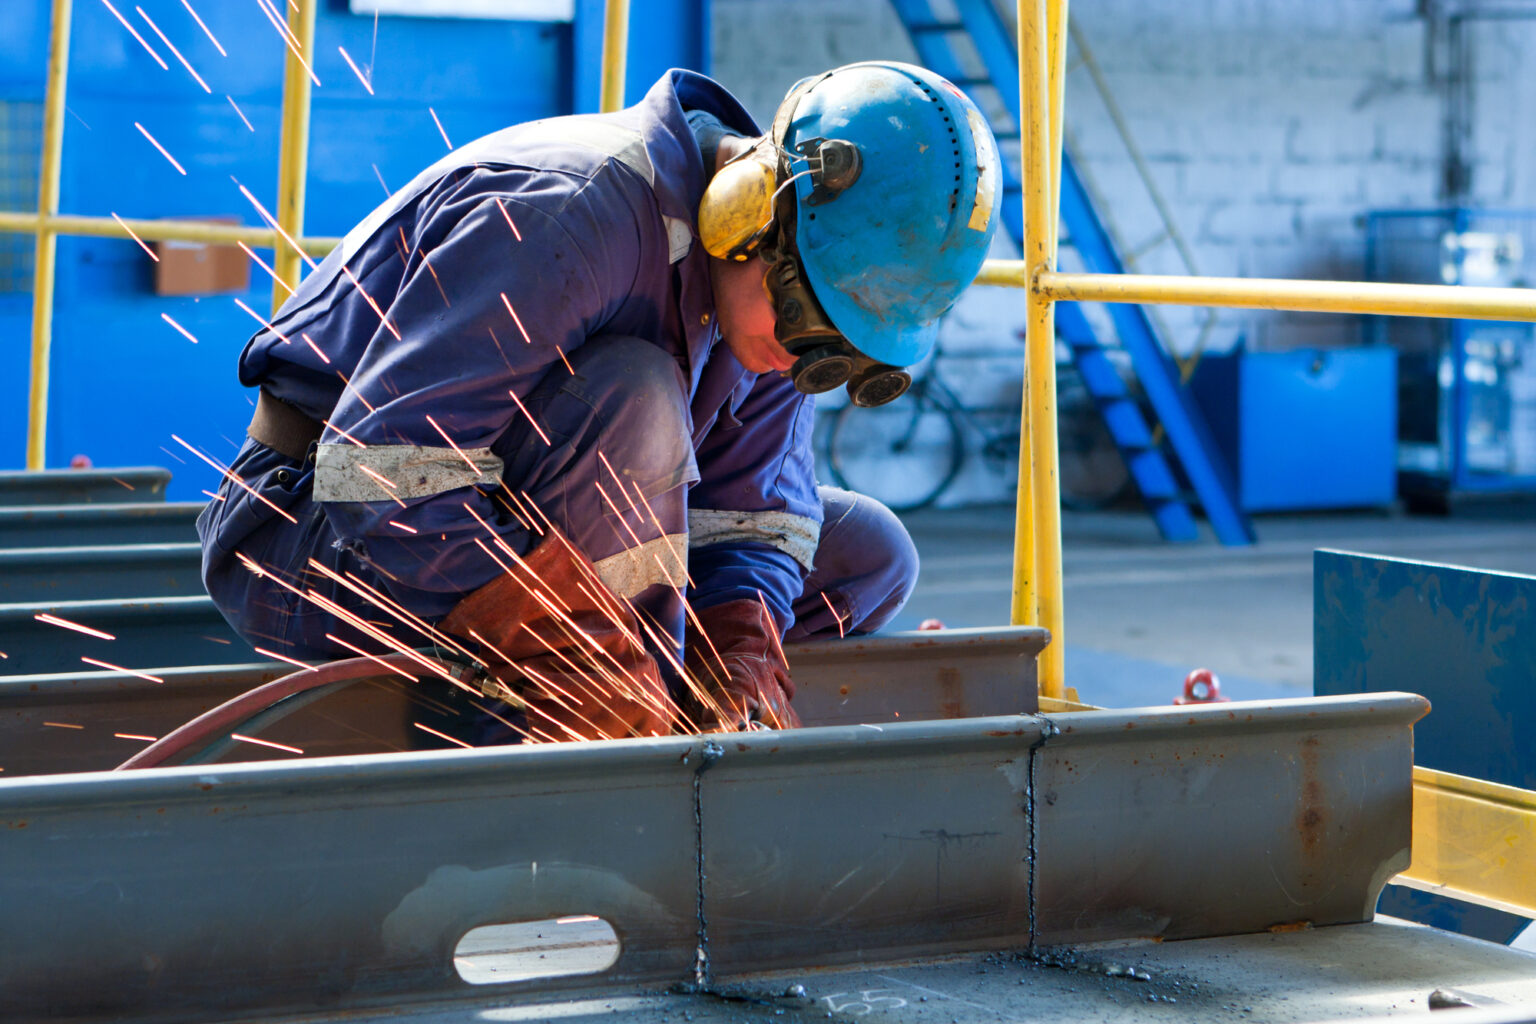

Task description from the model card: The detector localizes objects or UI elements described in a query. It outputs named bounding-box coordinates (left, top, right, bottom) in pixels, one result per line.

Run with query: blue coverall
left=200, top=70, right=918, bottom=677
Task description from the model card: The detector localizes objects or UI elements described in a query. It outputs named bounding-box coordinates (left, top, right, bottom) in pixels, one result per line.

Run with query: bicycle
left=824, top=348, right=1131, bottom=513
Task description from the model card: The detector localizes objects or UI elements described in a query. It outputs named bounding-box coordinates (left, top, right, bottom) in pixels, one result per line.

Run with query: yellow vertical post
left=26, top=0, right=73, bottom=470
left=272, top=0, right=318, bottom=311
left=600, top=0, right=630, bottom=113
left=1012, top=0, right=1068, bottom=699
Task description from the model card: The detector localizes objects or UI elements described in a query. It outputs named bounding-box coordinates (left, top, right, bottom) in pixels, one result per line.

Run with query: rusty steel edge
left=0, top=694, right=1425, bottom=1022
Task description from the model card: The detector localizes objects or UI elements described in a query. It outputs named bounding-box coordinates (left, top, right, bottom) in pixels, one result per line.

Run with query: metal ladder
left=890, top=0, right=1255, bottom=545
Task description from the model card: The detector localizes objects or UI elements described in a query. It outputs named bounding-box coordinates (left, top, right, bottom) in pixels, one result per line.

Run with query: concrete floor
left=886, top=499, right=1536, bottom=708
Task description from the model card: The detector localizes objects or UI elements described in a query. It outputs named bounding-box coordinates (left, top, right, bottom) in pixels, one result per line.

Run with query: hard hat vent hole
left=453, top=917, right=620, bottom=985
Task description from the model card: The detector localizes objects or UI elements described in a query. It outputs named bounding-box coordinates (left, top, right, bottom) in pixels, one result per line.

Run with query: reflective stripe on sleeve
left=592, top=533, right=689, bottom=599
left=687, top=508, right=819, bottom=572
left=313, top=442, right=503, bottom=503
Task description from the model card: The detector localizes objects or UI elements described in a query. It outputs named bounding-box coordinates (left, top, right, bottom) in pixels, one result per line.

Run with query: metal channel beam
left=0, top=692, right=1424, bottom=1022
left=0, top=595, right=247, bottom=674
left=0, top=502, right=201, bottom=550
left=0, top=467, right=171, bottom=506
left=0, top=627, right=1047, bottom=776
left=0, top=543, right=203, bottom=602
left=1397, top=766, right=1536, bottom=919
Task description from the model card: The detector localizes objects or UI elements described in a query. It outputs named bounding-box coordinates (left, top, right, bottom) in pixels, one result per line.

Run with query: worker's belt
left=248, top=389, right=325, bottom=463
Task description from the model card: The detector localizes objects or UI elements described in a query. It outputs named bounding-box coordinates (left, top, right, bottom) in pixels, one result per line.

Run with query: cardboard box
left=154, top=217, right=250, bottom=296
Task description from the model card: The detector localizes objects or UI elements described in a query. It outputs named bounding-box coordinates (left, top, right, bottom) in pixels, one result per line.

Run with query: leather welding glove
left=684, top=599, right=803, bottom=731
left=440, top=530, right=677, bottom=742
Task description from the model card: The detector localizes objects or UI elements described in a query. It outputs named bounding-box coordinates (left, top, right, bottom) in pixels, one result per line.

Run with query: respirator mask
left=696, top=87, right=912, bottom=408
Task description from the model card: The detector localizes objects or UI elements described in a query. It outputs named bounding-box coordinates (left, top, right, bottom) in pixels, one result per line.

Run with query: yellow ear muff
left=698, top=157, right=777, bottom=260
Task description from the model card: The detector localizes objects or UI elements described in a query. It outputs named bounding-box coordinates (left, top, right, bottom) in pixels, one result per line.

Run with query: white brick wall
left=710, top=0, right=1536, bottom=505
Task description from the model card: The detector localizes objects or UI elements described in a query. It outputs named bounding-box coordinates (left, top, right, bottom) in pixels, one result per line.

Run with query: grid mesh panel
left=0, top=101, right=43, bottom=294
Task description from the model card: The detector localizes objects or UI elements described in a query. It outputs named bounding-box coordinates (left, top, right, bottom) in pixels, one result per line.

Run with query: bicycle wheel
left=826, top=388, right=965, bottom=512
left=1056, top=372, right=1132, bottom=512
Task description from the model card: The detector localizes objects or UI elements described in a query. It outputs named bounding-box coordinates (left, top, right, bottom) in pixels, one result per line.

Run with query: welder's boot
left=685, top=599, right=803, bottom=731
left=440, top=530, right=678, bottom=742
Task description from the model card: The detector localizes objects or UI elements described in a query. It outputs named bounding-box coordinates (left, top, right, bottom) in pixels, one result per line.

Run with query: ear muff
left=698, top=157, right=777, bottom=261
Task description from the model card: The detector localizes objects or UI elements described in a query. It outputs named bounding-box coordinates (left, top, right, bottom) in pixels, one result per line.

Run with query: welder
left=200, top=61, right=1001, bottom=742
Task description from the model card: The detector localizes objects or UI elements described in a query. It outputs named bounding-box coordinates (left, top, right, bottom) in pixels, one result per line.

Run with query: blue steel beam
left=0, top=467, right=170, bottom=506
left=0, top=595, right=248, bottom=674
left=0, top=543, right=203, bottom=602
left=0, top=501, right=201, bottom=550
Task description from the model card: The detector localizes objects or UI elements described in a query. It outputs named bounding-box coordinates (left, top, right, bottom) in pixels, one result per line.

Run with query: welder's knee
left=501, top=334, right=694, bottom=499
left=787, top=486, right=918, bottom=640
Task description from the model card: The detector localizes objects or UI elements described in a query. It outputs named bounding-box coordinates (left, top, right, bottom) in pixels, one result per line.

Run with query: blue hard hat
left=779, top=62, right=1002, bottom=368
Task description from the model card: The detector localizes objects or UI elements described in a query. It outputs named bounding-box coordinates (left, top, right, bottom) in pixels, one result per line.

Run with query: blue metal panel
left=572, top=0, right=708, bottom=114
left=1314, top=550, right=1536, bottom=791
left=1314, top=549, right=1536, bottom=941
left=0, top=0, right=715, bottom=498
left=1191, top=349, right=1397, bottom=512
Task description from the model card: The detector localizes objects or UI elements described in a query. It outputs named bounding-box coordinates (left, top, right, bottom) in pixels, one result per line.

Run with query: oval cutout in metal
left=453, top=916, right=620, bottom=985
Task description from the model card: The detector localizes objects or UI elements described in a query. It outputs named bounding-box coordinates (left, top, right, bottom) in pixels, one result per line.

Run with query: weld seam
left=1025, top=714, right=1058, bottom=957
left=691, top=740, right=724, bottom=990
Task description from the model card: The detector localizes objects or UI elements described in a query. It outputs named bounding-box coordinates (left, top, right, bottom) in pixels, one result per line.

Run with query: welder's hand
left=684, top=599, right=803, bottom=731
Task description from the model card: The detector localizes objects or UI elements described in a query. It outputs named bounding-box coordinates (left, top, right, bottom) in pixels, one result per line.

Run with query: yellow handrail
left=600, top=0, right=629, bottom=113
left=1012, top=0, right=1068, bottom=698
left=0, top=211, right=338, bottom=253
left=272, top=0, right=318, bottom=309
left=27, top=0, right=73, bottom=471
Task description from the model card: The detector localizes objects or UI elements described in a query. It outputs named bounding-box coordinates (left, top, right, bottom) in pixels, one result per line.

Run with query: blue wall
left=0, top=0, right=704, bottom=499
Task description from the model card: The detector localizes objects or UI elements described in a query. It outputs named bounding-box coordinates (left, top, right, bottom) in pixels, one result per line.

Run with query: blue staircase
left=890, top=0, right=1255, bottom=546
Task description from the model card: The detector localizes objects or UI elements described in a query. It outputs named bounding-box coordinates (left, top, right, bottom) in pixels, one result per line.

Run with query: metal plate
left=0, top=467, right=170, bottom=505
left=0, top=543, right=203, bottom=602
left=0, top=501, right=201, bottom=550
left=0, top=627, right=1047, bottom=777
left=0, top=692, right=1425, bottom=1022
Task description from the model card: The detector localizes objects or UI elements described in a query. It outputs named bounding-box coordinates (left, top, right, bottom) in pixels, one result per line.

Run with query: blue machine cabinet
left=1190, top=347, right=1397, bottom=512
left=1366, top=209, right=1536, bottom=508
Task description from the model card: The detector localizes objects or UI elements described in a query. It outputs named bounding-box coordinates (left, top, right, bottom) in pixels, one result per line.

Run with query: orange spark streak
left=335, top=371, right=376, bottom=413
left=136, top=5, right=210, bottom=92
left=425, top=414, right=483, bottom=473
left=34, top=613, right=115, bottom=641
left=494, top=198, right=523, bottom=241
left=372, top=164, right=391, bottom=196
left=221, top=95, right=254, bottom=133
left=135, top=122, right=187, bottom=175
left=111, top=213, right=159, bottom=261
left=231, top=732, right=304, bottom=754
left=594, top=480, right=645, bottom=549
left=171, top=434, right=299, bottom=524
left=389, top=520, right=418, bottom=533
left=43, top=721, right=84, bottom=730
left=340, top=264, right=400, bottom=339
left=252, top=645, right=314, bottom=672
left=237, top=242, right=292, bottom=294
left=421, top=251, right=450, bottom=306
left=506, top=389, right=551, bottom=446
left=822, top=591, right=846, bottom=638
left=99, top=0, right=168, bottom=69
left=357, top=463, right=397, bottom=490
left=233, top=297, right=291, bottom=342
left=429, top=107, right=453, bottom=149
left=498, top=292, right=533, bottom=344
left=81, top=657, right=164, bottom=683
left=338, top=45, right=373, bottom=94
left=555, top=345, right=574, bottom=374
left=413, top=722, right=473, bottom=749
left=333, top=567, right=475, bottom=660
left=235, top=180, right=317, bottom=270
left=325, top=633, right=418, bottom=680
left=504, top=489, right=545, bottom=535
left=254, top=0, right=299, bottom=46
left=114, top=733, right=158, bottom=742
left=161, top=313, right=199, bottom=344
left=180, top=0, right=226, bottom=56
left=201, top=489, right=225, bottom=501
left=557, top=915, right=601, bottom=925
left=301, top=332, right=331, bottom=364
left=254, top=0, right=320, bottom=85
left=322, top=418, right=366, bottom=447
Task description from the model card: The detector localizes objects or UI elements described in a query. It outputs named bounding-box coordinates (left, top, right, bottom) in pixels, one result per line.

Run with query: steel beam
left=0, top=501, right=201, bottom=550
left=0, top=627, right=1047, bottom=776
left=0, top=595, right=246, bottom=674
left=0, top=692, right=1425, bottom=1021
left=0, top=467, right=170, bottom=506
left=0, top=543, right=202, bottom=602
